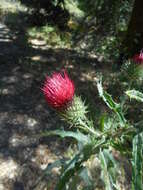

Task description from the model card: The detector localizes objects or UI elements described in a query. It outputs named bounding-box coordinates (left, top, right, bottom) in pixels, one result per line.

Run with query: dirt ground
left=0, top=13, right=104, bottom=189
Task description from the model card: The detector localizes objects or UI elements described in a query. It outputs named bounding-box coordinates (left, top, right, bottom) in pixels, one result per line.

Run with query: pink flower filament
left=42, top=71, right=75, bottom=109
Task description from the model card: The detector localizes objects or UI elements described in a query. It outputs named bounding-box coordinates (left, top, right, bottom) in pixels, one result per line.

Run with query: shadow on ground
left=0, top=10, right=104, bottom=190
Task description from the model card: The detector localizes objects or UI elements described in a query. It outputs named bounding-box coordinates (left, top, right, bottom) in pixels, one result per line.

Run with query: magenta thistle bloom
left=42, top=70, right=75, bottom=109
left=133, top=52, right=143, bottom=64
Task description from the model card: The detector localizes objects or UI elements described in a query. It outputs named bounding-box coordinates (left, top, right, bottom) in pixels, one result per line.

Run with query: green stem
left=78, top=118, right=101, bottom=137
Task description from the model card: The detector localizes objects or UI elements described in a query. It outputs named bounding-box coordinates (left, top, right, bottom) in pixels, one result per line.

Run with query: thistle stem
left=78, top=119, right=100, bottom=137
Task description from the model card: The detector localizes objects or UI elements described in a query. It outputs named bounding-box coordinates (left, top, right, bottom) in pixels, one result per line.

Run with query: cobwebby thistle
left=42, top=70, right=75, bottom=110
left=42, top=70, right=89, bottom=127
left=42, top=70, right=98, bottom=136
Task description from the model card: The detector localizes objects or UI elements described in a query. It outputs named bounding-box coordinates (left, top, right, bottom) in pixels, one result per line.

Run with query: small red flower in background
left=133, top=52, right=143, bottom=64
left=42, top=70, right=75, bottom=109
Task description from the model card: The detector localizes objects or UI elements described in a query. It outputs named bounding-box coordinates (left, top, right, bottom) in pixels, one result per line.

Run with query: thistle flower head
left=133, top=51, right=143, bottom=64
left=42, top=70, right=75, bottom=110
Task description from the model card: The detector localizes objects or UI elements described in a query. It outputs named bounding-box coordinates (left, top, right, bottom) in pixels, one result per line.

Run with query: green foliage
left=19, top=0, right=134, bottom=61
left=54, top=138, right=106, bottom=190
left=132, top=132, right=143, bottom=190
left=96, top=36, right=120, bottom=60
left=41, top=77, right=143, bottom=190
left=41, top=129, right=90, bottom=145
left=27, top=25, right=71, bottom=47
left=65, top=0, right=84, bottom=18
left=126, top=90, right=143, bottom=102
left=100, top=149, right=118, bottom=190
left=97, top=78, right=126, bottom=125
left=121, top=61, right=143, bottom=82
left=70, top=0, right=133, bottom=60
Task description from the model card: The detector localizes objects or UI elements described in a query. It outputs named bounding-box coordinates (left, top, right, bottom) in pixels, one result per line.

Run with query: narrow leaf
left=126, top=90, right=143, bottom=102
left=99, top=114, right=106, bottom=132
left=55, top=145, right=91, bottom=190
left=132, top=132, right=143, bottom=190
left=97, top=79, right=126, bottom=125
left=100, top=150, right=113, bottom=190
left=79, top=167, right=93, bottom=188
left=55, top=139, right=106, bottom=190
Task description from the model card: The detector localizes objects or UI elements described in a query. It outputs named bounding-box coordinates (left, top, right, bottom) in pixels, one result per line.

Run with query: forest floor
left=0, top=1, right=130, bottom=190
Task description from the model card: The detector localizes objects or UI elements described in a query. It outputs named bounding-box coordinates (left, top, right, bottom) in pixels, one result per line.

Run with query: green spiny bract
left=59, top=96, right=88, bottom=125
left=121, top=60, right=143, bottom=80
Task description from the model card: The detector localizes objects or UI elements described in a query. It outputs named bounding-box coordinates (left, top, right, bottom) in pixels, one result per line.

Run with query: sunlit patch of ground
left=0, top=157, right=20, bottom=190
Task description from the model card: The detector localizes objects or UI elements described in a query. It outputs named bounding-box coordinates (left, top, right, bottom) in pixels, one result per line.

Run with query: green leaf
left=100, top=149, right=119, bottom=190
left=41, top=129, right=90, bottom=144
left=126, top=90, right=143, bottom=102
left=68, top=167, right=93, bottom=190
left=55, top=144, right=92, bottom=190
left=68, top=175, right=80, bottom=190
left=100, top=150, right=113, bottom=190
left=132, top=132, right=143, bottom=190
left=99, top=114, right=119, bottom=132
left=79, top=167, right=93, bottom=188
left=55, top=139, right=106, bottom=190
left=97, top=79, right=126, bottom=125
left=99, top=114, right=107, bottom=132
left=96, top=79, right=119, bottom=111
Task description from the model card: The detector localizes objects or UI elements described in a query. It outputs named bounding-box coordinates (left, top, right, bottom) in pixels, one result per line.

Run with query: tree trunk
left=123, top=0, right=143, bottom=57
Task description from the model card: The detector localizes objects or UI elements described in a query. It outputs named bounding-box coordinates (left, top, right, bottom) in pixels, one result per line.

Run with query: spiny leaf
left=96, top=79, right=118, bottom=110
left=41, top=129, right=90, bottom=144
left=100, top=150, right=113, bottom=190
left=55, top=139, right=106, bottom=190
left=126, top=90, right=143, bottom=102
left=55, top=144, right=92, bottom=190
left=96, top=79, right=126, bottom=125
left=132, top=132, right=143, bottom=190
left=99, top=149, right=119, bottom=190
